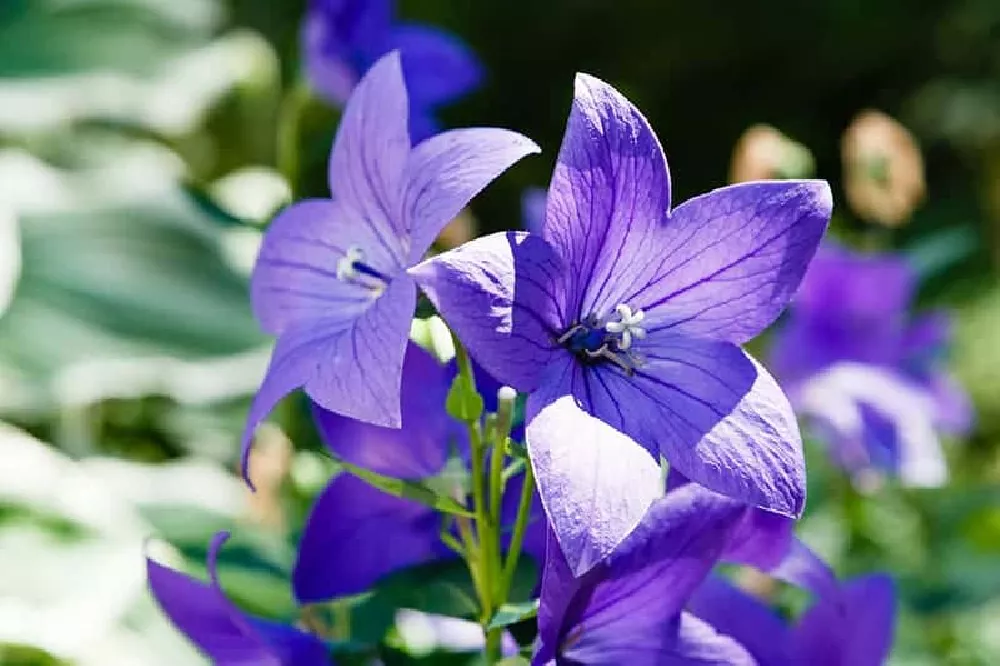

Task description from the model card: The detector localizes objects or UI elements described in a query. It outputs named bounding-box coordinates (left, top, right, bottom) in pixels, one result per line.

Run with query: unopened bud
left=729, top=124, right=815, bottom=183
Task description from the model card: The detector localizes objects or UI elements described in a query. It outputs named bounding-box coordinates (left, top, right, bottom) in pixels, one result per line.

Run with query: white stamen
left=336, top=246, right=366, bottom=281
left=605, top=303, right=647, bottom=351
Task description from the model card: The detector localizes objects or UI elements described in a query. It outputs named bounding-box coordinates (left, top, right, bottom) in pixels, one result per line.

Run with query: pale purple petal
left=769, top=540, right=839, bottom=599
left=388, top=24, right=482, bottom=107
left=687, top=576, right=790, bottom=666
left=631, top=180, right=831, bottom=344
left=328, top=51, right=411, bottom=253
left=526, top=355, right=663, bottom=575
left=925, top=370, right=974, bottom=436
left=147, top=532, right=329, bottom=665
left=793, top=575, right=896, bottom=666
left=311, top=342, right=456, bottom=478
left=241, top=277, right=415, bottom=483
left=410, top=232, right=568, bottom=392
left=542, top=73, right=671, bottom=316
left=535, top=485, right=747, bottom=664
left=403, top=130, right=540, bottom=262
left=251, top=198, right=399, bottom=335
left=293, top=474, right=444, bottom=603
left=600, top=336, right=805, bottom=517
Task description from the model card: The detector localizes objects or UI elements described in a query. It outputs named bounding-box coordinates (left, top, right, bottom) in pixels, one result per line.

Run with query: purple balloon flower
left=689, top=549, right=896, bottom=666
left=242, top=52, right=538, bottom=480
left=532, top=484, right=760, bottom=665
left=294, top=343, right=546, bottom=603
left=411, top=73, right=832, bottom=573
left=769, top=244, right=973, bottom=486
left=303, top=0, right=481, bottom=139
left=147, top=532, right=331, bottom=665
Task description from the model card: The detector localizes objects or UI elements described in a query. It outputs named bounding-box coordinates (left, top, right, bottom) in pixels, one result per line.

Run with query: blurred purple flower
left=303, top=0, right=482, bottom=140
left=147, top=532, right=331, bottom=665
left=521, top=186, right=546, bottom=235
left=689, top=544, right=896, bottom=666
left=769, top=244, right=973, bottom=486
left=412, top=72, right=831, bottom=574
left=293, top=343, right=546, bottom=603
left=531, top=484, right=759, bottom=665
left=242, top=52, right=538, bottom=481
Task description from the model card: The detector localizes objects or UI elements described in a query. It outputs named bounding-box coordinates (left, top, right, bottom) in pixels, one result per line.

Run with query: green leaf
left=446, top=373, right=484, bottom=423
left=337, top=459, right=475, bottom=519
left=497, top=658, right=531, bottom=666
left=487, top=599, right=539, bottom=630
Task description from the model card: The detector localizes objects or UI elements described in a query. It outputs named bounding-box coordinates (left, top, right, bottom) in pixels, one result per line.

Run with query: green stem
left=499, top=462, right=534, bottom=603
left=276, top=80, right=310, bottom=198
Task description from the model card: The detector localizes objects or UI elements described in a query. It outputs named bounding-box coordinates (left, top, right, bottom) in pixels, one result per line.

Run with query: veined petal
left=534, top=485, right=747, bottom=664
left=631, top=180, right=830, bottom=344
left=389, top=24, right=482, bottom=107
left=147, top=532, right=329, bottom=665
left=242, top=277, right=415, bottom=484
left=526, top=356, right=662, bottom=576
left=251, top=199, right=397, bottom=336
left=793, top=575, right=896, bottom=666
left=403, top=129, right=539, bottom=262
left=687, top=577, right=790, bottom=666
left=601, top=336, right=805, bottom=517
left=543, top=73, right=671, bottom=316
left=293, top=475, right=445, bottom=603
left=311, top=342, right=457, bottom=479
left=328, top=51, right=410, bottom=256
left=410, top=232, right=567, bottom=392
left=661, top=613, right=759, bottom=666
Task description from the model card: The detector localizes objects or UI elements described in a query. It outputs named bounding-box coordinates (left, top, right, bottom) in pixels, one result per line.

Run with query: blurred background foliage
left=0, top=0, right=997, bottom=664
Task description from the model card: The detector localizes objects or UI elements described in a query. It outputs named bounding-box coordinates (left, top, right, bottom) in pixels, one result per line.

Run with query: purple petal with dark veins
left=631, top=180, right=830, bottom=345
left=293, top=474, right=446, bottom=603
left=403, top=130, right=539, bottom=263
left=311, top=342, right=458, bottom=479
left=241, top=276, right=415, bottom=484
left=542, top=73, right=671, bottom=317
left=148, top=532, right=330, bottom=665
left=526, top=355, right=663, bottom=576
left=410, top=231, right=568, bottom=392
left=327, top=51, right=411, bottom=253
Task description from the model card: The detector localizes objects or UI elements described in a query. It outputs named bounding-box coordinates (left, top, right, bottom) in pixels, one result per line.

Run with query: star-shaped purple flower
left=293, top=343, right=546, bottom=603
left=769, top=244, right=973, bottom=486
left=411, top=73, right=832, bottom=573
left=304, top=0, right=481, bottom=140
left=147, top=532, right=331, bottom=665
left=242, top=52, right=538, bottom=480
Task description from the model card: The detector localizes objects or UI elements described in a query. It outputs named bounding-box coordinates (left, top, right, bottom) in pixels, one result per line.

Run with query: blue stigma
left=565, top=324, right=610, bottom=355
left=558, top=313, right=643, bottom=376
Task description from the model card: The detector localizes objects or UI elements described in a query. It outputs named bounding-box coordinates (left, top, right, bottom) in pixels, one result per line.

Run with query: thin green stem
left=499, top=462, right=534, bottom=602
left=276, top=80, right=310, bottom=198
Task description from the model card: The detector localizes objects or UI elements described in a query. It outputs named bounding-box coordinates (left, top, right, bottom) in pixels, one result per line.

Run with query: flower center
left=336, top=246, right=390, bottom=295
left=557, top=303, right=646, bottom=375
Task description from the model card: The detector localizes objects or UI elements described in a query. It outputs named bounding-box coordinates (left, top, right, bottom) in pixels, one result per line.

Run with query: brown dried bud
left=730, top=124, right=815, bottom=183
left=245, top=423, right=293, bottom=530
left=842, top=110, right=926, bottom=227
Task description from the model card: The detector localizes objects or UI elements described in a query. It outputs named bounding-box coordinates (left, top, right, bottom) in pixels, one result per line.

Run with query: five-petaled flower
left=769, top=244, right=973, bottom=487
left=241, top=51, right=538, bottom=482
left=412, top=72, right=832, bottom=573
left=304, top=0, right=482, bottom=140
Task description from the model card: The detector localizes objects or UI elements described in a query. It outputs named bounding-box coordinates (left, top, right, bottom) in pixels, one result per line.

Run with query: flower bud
left=729, top=124, right=815, bottom=183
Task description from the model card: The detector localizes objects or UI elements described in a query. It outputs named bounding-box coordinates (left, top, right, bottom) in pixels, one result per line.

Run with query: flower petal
left=403, top=130, right=540, bottom=263
left=293, top=474, right=445, bottom=603
left=768, top=539, right=840, bottom=599
left=242, top=277, right=415, bottom=484
left=147, top=532, right=328, bottom=665
left=251, top=198, right=398, bottom=335
left=535, top=485, right=746, bottom=663
left=328, top=51, right=411, bottom=254
left=388, top=24, right=482, bottom=107
left=542, top=73, right=671, bottom=317
left=526, top=355, right=662, bottom=576
left=793, top=575, right=896, bottom=666
left=632, top=180, right=831, bottom=344
left=687, top=576, right=790, bottom=666
left=311, top=342, right=457, bottom=479
left=599, top=336, right=805, bottom=517
left=410, top=232, right=567, bottom=392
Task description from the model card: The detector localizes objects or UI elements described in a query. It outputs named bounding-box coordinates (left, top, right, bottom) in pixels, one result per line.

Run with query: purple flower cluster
left=141, top=11, right=927, bottom=658
left=769, top=244, right=973, bottom=486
